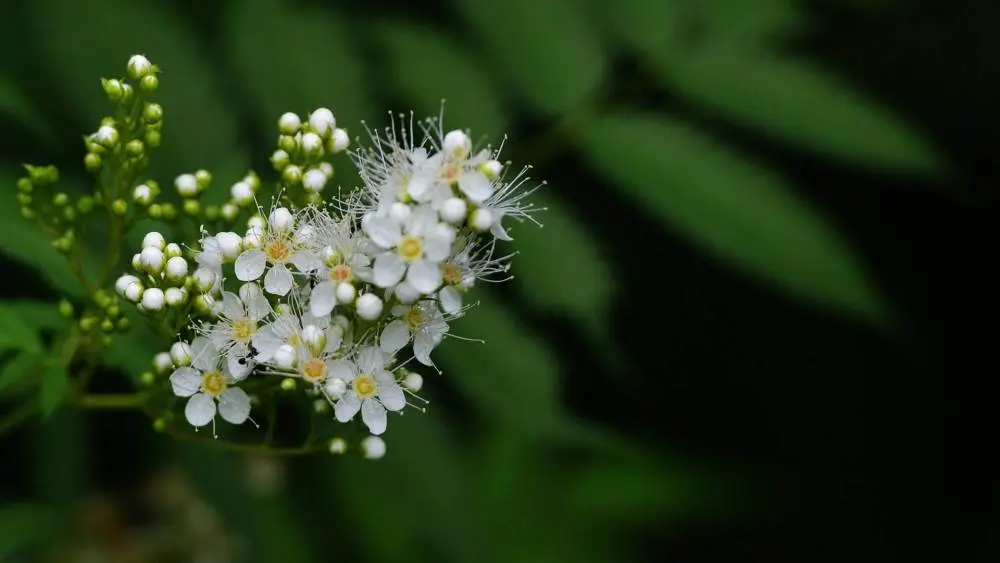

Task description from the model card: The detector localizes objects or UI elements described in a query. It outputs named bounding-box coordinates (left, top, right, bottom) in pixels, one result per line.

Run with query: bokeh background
left=2, top=0, right=998, bottom=561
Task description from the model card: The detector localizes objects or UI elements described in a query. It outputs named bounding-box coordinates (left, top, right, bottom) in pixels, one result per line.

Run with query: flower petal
left=221, top=292, right=244, bottom=320
left=235, top=249, right=267, bottom=281
left=218, top=387, right=251, bottom=424
left=335, top=392, right=361, bottom=422
left=309, top=281, right=337, bottom=318
left=289, top=251, right=320, bottom=273
left=379, top=320, right=410, bottom=354
left=356, top=346, right=387, bottom=373
left=170, top=367, right=201, bottom=397
left=413, top=330, right=439, bottom=366
left=361, top=399, right=388, bottom=435
left=189, top=336, right=218, bottom=371
left=365, top=217, right=402, bottom=249
left=406, top=205, right=438, bottom=236
left=226, top=347, right=252, bottom=381
left=328, top=359, right=357, bottom=382
left=373, top=253, right=406, bottom=288
left=490, top=213, right=513, bottom=241
left=406, top=259, right=442, bottom=294
left=184, top=393, right=216, bottom=427
left=264, top=264, right=293, bottom=296
left=376, top=375, right=406, bottom=412
left=439, top=286, right=463, bottom=314
left=458, top=171, right=492, bottom=203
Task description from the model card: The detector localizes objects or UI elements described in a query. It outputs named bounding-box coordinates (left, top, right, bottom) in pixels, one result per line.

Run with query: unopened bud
left=169, top=341, right=192, bottom=366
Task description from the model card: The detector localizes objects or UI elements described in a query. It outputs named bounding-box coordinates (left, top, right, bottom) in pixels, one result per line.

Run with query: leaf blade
left=0, top=303, right=43, bottom=353
left=39, top=357, right=70, bottom=417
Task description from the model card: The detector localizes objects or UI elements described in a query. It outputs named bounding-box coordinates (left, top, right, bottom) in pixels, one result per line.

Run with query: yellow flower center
left=398, top=235, right=422, bottom=263
left=442, top=163, right=461, bottom=184
left=265, top=239, right=292, bottom=263
left=300, top=358, right=327, bottom=384
left=441, top=263, right=462, bottom=286
left=353, top=374, right=378, bottom=399
left=329, top=264, right=353, bottom=283
left=231, top=318, right=256, bottom=342
left=200, top=370, right=226, bottom=397
left=403, top=306, right=423, bottom=330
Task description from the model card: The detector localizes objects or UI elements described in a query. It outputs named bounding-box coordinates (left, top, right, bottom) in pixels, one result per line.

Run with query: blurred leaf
left=0, top=300, right=64, bottom=331
left=373, top=20, right=508, bottom=135
left=0, top=303, right=43, bottom=353
left=0, top=503, right=58, bottom=559
left=0, top=74, right=57, bottom=144
left=0, top=352, right=42, bottom=396
left=651, top=49, right=946, bottom=175
left=568, top=455, right=703, bottom=521
left=225, top=0, right=372, bottom=190
left=438, top=292, right=562, bottom=429
left=0, top=169, right=90, bottom=297
left=698, top=0, right=805, bottom=43
left=580, top=113, right=889, bottom=325
left=39, top=357, right=70, bottom=417
left=602, top=0, right=681, bottom=55
left=33, top=410, right=87, bottom=508
left=451, top=0, right=607, bottom=115
left=27, top=0, right=248, bottom=182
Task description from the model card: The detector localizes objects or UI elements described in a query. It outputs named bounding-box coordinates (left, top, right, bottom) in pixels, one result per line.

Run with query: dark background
left=1, top=0, right=998, bottom=561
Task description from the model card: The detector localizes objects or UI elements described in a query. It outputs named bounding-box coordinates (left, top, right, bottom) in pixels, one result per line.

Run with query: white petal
left=439, top=286, right=463, bottom=314
left=373, top=253, right=406, bottom=288
left=375, top=374, right=406, bottom=411
left=328, top=359, right=357, bottom=382
left=422, top=235, right=451, bottom=262
left=458, top=171, right=492, bottom=203
left=252, top=325, right=283, bottom=362
left=244, top=286, right=271, bottom=321
left=170, top=367, right=202, bottom=397
left=189, top=336, right=218, bottom=371
left=413, top=331, right=438, bottom=366
left=227, top=348, right=252, bottom=381
left=361, top=399, right=388, bottom=435
left=406, top=259, right=442, bottom=294
left=364, top=217, right=402, bottom=249
left=289, top=251, right=320, bottom=273
left=357, top=346, right=387, bottom=373
left=184, top=393, right=216, bottom=427
left=407, top=171, right=433, bottom=200
left=310, top=281, right=337, bottom=317
left=235, top=250, right=266, bottom=281
left=221, top=292, right=244, bottom=320
left=324, top=327, right=342, bottom=354
left=490, top=213, right=513, bottom=241
left=335, top=392, right=361, bottom=422
left=406, top=205, right=438, bottom=236
left=379, top=320, right=410, bottom=354
left=264, top=264, right=293, bottom=296
left=217, top=387, right=251, bottom=424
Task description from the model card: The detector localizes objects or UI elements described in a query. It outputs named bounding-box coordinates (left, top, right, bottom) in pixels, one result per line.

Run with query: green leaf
left=697, top=0, right=804, bottom=43
left=599, top=0, right=681, bottom=55
left=39, top=358, right=70, bottom=417
left=450, top=0, right=607, bottom=115
left=225, top=0, right=372, bottom=190
left=651, top=48, right=946, bottom=175
left=580, top=113, right=890, bottom=325
left=0, top=503, right=58, bottom=559
left=1, top=300, right=65, bottom=332
left=0, top=352, right=43, bottom=396
left=373, top=20, right=509, bottom=136
left=27, top=0, right=248, bottom=182
left=437, top=292, right=562, bottom=429
left=0, top=73, right=57, bottom=144
left=0, top=303, right=43, bottom=353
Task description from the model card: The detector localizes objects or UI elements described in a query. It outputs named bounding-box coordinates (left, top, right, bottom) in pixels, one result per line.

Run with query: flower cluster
left=117, top=109, right=540, bottom=449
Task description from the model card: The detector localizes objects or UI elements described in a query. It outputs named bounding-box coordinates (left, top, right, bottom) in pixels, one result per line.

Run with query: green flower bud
left=148, top=203, right=163, bottom=219
left=106, top=304, right=121, bottom=319
left=93, top=290, right=112, bottom=308
left=95, top=125, right=120, bottom=148
left=100, top=334, right=114, bottom=347
left=282, top=164, right=302, bottom=185
left=127, top=55, right=153, bottom=79
left=111, top=199, right=128, bottom=216
left=270, top=149, right=290, bottom=171
left=58, top=299, right=74, bottom=318
left=160, top=203, right=177, bottom=221
left=52, top=193, right=69, bottom=207
left=280, top=378, right=297, bottom=391
left=101, top=78, right=124, bottom=101
left=125, top=139, right=144, bottom=157
left=144, top=129, right=161, bottom=148
left=244, top=171, right=261, bottom=192
left=120, top=83, right=135, bottom=105
left=100, top=318, right=115, bottom=333
left=16, top=193, right=31, bottom=206
left=143, top=103, right=163, bottom=124
left=77, top=196, right=96, bottom=213
left=203, top=205, right=220, bottom=221
left=16, top=178, right=32, bottom=193
left=278, top=135, right=297, bottom=154
left=116, top=317, right=132, bottom=332
left=220, top=202, right=239, bottom=223
left=153, top=417, right=167, bottom=432
left=139, top=74, right=158, bottom=94
left=52, top=237, right=72, bottom=254
left=20, top=207, right=35, bottom=220
left=84, top=152, right=102, bottom=173
left=79, top=316, right=98, bottom=332
left=62, top=207, right=76, bottom=222
left=183, top=199, right=200, bottom=216
left=26, top=164, right=59, bottom=185
left=194, top=169, right=212, bottom=192
left=139, top=371, right=155, bottom=386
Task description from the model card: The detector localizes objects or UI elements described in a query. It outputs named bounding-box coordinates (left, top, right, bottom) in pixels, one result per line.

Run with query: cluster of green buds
left=71, top=288, right=131, bottom=345
left=14, top=164, right=89, bottom=254
left=270, top=108, right=350, bottom=205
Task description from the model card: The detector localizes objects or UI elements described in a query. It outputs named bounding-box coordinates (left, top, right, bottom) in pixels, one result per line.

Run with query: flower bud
left=469, top=208, right=493, bottom=232
left=243, top=227, right=262, bottom=250
left=329, top=128, right=349, bottom=153
left=133, top=184, right=154, bottom=205
left=335, top=282, right=356, bottom=304
left=125, top=139, right=144, bottom=157
left=326, top=377, right=347, bottom=399
left=268, top=207, right=294, bottom=232
left=215, top=231, right=243, bottom=260
left=440, top=197, right=467, bottom=224
left=141, top=287, right=165, bottom=312
left=356, top=293, right=383, bottom=321
left=169, top=341, right=192, bottom=366
left=278, top=112, right=301, bottom=135
left=319, top=161, right=334, bottom=178
left=58, top=299, right=74, bottom=318
left=360, top=435, right=386, bottom=459
left=195, top=170, right=212, bottom=192
left=84, top=152, right=102, bottom=173
left=142, top=231, right=166, bottom=250
left=480, top=159, right=503, bottom=178
left=301, top=132, right=324, bottom=158
left=220, top=202, right=239, bottom=223
left=139, top=246, right=165, bottom=274
left=192, top=267, right=217, bottom=293
left=247, top=214, right=266, bottom=231
left=183, top=199, right=200, bottom=216
left=153, top=352, right=173, bottom=375
left=165, top=256, right=188, bottom=280
left=230, top=181, right=253, bottom=205
left=309, top=108, right=336, bottom=137
left=111, top=199, right=128, bottom=216
left=123, top=279, right=144, bottom=303
left=302, top=168, right=327, bottom=193
left=139, top=74, right=158, bottom=94
left=302, top=325, right=326, bottom=356
left=95, top=125, right=119, bottom=148
left=145, top=129, right=161, bottom=148
left=273, top=344, right=297, bottom=370
left=328, top=437, right=347, bottom=454
left=403, top=372, right=424, bottom=392
left=278, top=135, right=297, bottom=154
left=143, top=103, right=163, bottom=124
left=443, top=130, right=471, bottom=158
left=101, top=78, right=124, bottom=101
left=175, top=173, right=198, bottom=198
left=164, top=287, right=187, bottom=307
left=193, top=293, right=215, bottom=314
left=127, top=54, right=152, bottom=79
left=139, top=371, right=155, bottom=386
left=160, top=203, right=178, bottom=221
left=131, top=253, right=143, bottom=271
left=164, top=243, right=182, bottom=259
left=281, top=164, right=302, bottom=185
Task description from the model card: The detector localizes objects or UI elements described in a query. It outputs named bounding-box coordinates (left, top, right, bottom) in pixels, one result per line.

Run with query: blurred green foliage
left=0, top=0, right=943, bottom=560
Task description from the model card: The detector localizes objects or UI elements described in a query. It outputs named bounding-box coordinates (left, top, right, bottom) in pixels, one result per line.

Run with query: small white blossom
left=127, top=54, right=152, bottom=78
left=175, top=173, right=198, bottom=197
left=366, top=204, right=453, bottom=294
left=330, top=346, right=405, bottom=435
left=170, top=337, right=252, bottom=430
left=380, top=300, right=448, bottom=366
left=141, top=287, right=164, bottom=311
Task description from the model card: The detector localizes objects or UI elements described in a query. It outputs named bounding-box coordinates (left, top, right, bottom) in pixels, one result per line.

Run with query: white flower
left=330, top=347, right=405, bottom=435
left=254, top=309, right=340, bottom=367
left=234, top=206, right=318, bottom=295
left=202, top=286, right=272, bottom=379
left=305, top=215, right=374, bottom=317
left=169, top=337, right=252, bottom=430
left=379, top=301, right=448, bottom=366
left=476, top=164, right=543, bottom=241
left=365, top=204, right=453, bottom=294
left=438, top=237, right=512, bottom=315
left=175, top=173, right=198, bottom=197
